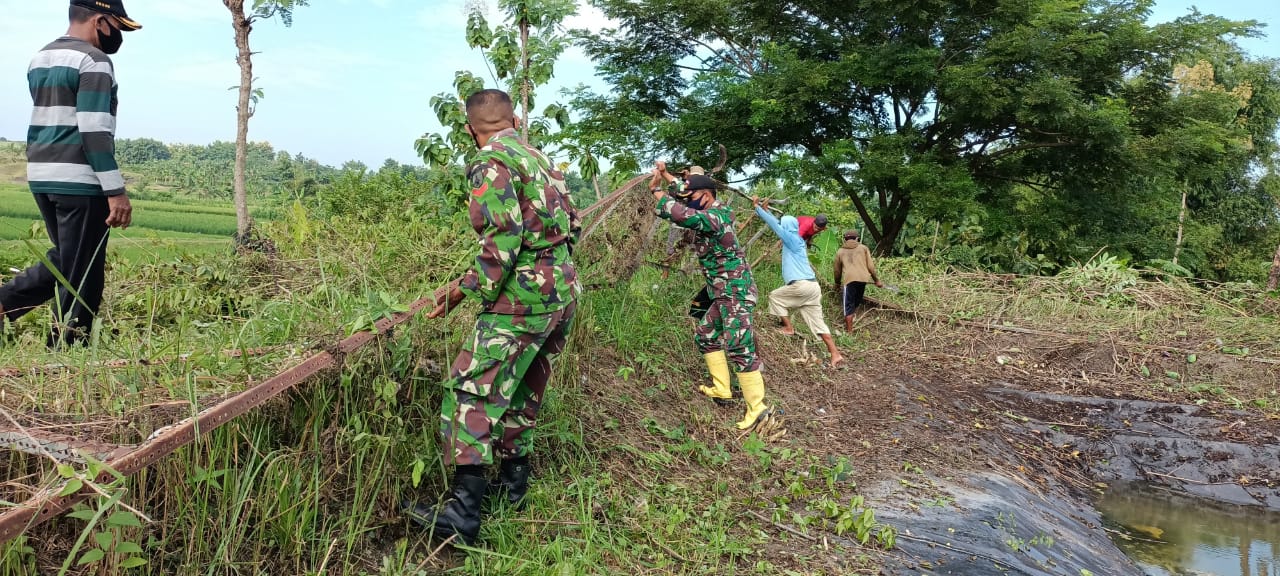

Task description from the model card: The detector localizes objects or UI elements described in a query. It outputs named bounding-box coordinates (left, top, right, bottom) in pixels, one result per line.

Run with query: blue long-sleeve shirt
left=756, top=206, right=816, bottom=284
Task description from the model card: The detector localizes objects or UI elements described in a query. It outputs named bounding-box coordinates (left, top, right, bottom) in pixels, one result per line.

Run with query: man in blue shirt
left=753, top=197, right=843, bottom=366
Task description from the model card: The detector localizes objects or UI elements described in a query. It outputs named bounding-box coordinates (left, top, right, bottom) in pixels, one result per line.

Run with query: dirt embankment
left=847, top=309, right=1278, bottom=574
left=585, top=301, right=1280, bottom=574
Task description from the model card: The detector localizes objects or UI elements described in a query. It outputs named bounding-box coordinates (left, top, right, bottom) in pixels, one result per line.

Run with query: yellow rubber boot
left=698, top=351, right=732, bottom=400
left=735, top=371, right=770, bottom=430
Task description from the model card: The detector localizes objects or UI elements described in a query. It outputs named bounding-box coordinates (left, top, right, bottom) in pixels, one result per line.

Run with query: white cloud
left=564, top=2, right=616, bottom=33
left=417, top=3, right=471, bottom=33
left=128, top=0, right=225, bottom=24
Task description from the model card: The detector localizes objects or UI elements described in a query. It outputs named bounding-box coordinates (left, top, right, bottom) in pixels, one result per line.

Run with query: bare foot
left=777, top=328, right=796, bottom=336
left=830, top=353, right=844, bottom=367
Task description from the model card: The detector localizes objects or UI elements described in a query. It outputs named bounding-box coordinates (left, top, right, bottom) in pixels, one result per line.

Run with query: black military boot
left=488, top=457, right=532, bottom=510
left=402, top=467, right=487, bottom=545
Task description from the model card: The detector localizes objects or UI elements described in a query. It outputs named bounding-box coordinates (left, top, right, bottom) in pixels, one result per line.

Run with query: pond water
left=1097, top=484, right=1280, bottom=576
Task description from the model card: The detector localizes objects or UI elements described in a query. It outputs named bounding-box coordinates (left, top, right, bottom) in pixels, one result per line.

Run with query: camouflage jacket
left=460, top=128, right=580, bottom=315
left=655, top=196, right=757, bottom=303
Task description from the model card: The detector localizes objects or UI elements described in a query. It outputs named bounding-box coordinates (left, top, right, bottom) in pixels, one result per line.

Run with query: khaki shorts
left=766, top=279, right=831, bottom=337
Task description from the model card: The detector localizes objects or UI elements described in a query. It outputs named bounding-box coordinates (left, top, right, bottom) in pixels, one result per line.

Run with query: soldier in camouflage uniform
left=651, top=164, right=771, bottom=431
left=402, top=89, right=579, bottom=546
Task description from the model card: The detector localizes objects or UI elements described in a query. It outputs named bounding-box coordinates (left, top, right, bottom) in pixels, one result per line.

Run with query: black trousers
left=842, top=281, right=867, bottom=317
left=0, top=193, right=110, bottom=340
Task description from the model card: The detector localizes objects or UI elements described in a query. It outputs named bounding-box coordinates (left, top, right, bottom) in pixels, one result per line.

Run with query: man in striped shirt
left=0, top=1, right=141, bottom=346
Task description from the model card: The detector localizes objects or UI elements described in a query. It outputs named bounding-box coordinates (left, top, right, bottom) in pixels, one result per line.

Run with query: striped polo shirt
left=26, top=37, right=125, bottom=196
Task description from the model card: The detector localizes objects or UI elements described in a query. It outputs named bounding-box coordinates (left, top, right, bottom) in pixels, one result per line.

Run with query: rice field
left=0, top=183, right=242, bottom=262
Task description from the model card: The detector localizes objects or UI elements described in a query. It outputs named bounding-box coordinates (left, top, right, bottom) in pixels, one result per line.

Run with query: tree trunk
left=227, top=0, right=255, bottom=244
left=872, top=199, right=910, bottom=257
left=1268, top=238, right=1280, bottom=291
left=1173, top=187, right=1188, bottom=266
left=591, top=174, right=602, bottom=202
left=930, top=221, right=940, bottom=261
left=519, top=17, right=530, bottom=141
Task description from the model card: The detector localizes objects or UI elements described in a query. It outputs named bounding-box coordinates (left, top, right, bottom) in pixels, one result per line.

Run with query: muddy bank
left=867, top=379, right=1280, bottom=574
left=987, top=387, right=1280, bottom=510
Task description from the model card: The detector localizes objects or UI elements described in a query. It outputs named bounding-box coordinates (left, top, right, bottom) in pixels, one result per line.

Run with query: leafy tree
left=222, top=0, right=308, bottom=244
left=1262, top=170, right=1280, bottom=290
left=117, top=139, right=341, bottom=200
left=1270, top=235, right=1280, bottom=290
left=416, top=0, right=577, bottom=203
left=115, top=138, right=171, bottom=164
left=341, top=160, right=369, bottom=175
left=581, top=0, right=1266, bottom=258
left=472, top=0, right=576, bottom=139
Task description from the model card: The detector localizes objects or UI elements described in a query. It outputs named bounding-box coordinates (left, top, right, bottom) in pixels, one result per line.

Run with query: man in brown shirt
left=833, top=230, right=884, bottom=332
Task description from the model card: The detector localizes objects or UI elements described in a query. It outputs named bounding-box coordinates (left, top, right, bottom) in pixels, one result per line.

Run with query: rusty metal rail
left=0, top=177, right=653, bottom=545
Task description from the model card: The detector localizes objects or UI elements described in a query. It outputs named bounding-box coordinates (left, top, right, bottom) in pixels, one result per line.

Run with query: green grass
left=0, top=185, right=238, bottom=237
left=0, top=216, right=40, bottom=239
left=0, top=189, right=1271, bottom=575
left=129, top=199, right=237, bottom=216
left=0, top=183, right=283, bottom=238
left=0, top=206, right=837, bottom=575
left=0, top=183, right=251, bottom=264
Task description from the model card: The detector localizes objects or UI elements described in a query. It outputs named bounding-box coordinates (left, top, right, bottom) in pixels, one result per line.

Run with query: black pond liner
left=876, top=385, right=1280, bottom=575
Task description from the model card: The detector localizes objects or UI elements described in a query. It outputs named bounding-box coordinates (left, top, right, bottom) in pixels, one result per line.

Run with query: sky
left=0, top=0, right=1276, bottom=168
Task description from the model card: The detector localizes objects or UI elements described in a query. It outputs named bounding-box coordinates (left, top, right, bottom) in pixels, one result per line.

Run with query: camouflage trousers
left=440, top=302, right=575, bottom=466
left=695, top=296, right=761, bottom=372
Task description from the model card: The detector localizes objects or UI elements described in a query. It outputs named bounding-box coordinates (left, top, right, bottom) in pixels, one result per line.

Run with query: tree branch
left=904, top=97, right=922, bottom=129
left=805, top=142, right=882, bottom=241
left=674, top=64, right=716, bottom=74
left=246, top=4, right=279, bottom=24
left=977, top=172, right=1055, bottom=192
left=891, top=89, right=903, bottom=132
left=686, top=36, right=753, bottom=77
left=985, top=141, right=1074, bottom=162
left=834, top=171, right=883, bottom=243
left=706, top=25, right=762, bottom=75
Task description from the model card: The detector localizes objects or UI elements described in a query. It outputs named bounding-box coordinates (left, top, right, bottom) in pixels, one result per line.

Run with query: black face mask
left=682, top=190, right=712, bottom=211
left=98, top=20, right=123, bottom=54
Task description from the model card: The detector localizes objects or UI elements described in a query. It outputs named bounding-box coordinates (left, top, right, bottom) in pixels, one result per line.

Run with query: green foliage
left=1145, top=259, right=1194, bottom=279
left=114, top=138, right=171, bottom=164
left=56, top=459, right=148, bottom=574
left=114, top=139, right=341, bottom=200
left=814, top=495, right=895, bottom=549
left=417, top=0, right=595, bottom=200
left=249, top=0, right=308, bottom=26
left=110, top=256, right=257, bottom=321
left=315, top=166, right=452, bottom=222
left=346, top=290, right=410, bottom=335
left=580, top=0, right=1280, bottom=282
left=1054, top=253, right=1141, bottom=308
